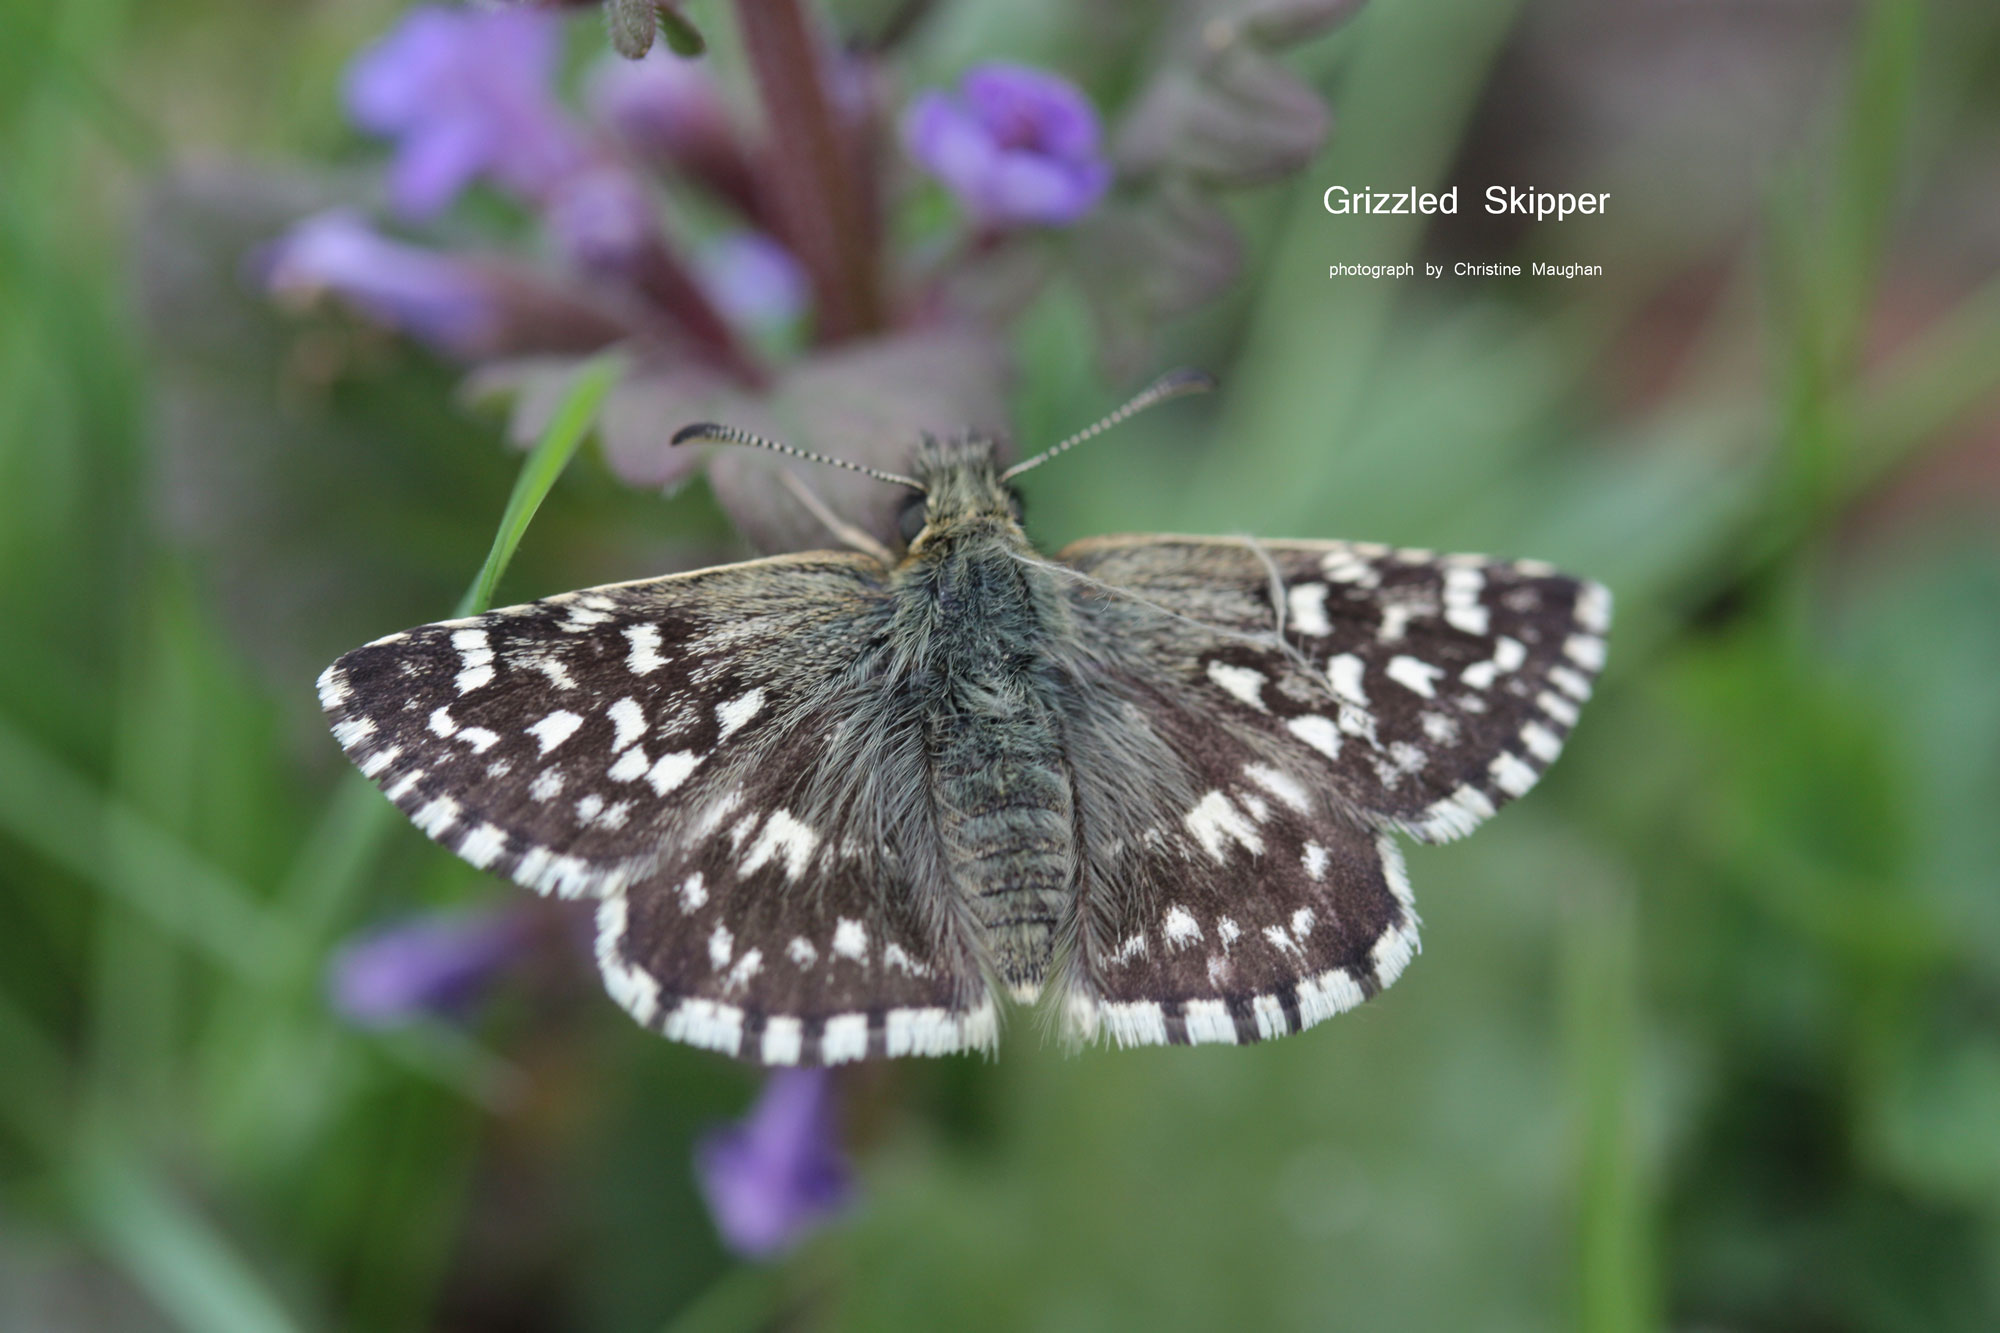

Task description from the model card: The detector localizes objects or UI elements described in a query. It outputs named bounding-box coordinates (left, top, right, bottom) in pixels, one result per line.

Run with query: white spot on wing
left=1548, top=665, right=1593, bottom=700
left=1490, top=751, right=1537, bottom=797
left=452, top=628, right=495, bottom=694
left=1327, top=654, right=1368, bottom=706
left=708, top=924, right=733, bottom=970
left=1320, top=549, right=1380, bottom=587
left=528, top=710, right=583, bottom=755
left=1302, top=842, right=1328, bottom=881
left=316, top=666, right=351, bottom=709
left=678, top=873, right=707, bottom=911
left=1263, top=924, right=1304, bottom=956
left=883, top=943, right=932, bottom=976
left=645, top=750, right=700, bottom=794
left=739, top=810, right=818, bottom=880
left=607, top=697, right=646, bottom=752
left=529, top=768, right=564, bottom=802
left=1162, top=905, right=1201, bottom=948
left=333, top=717, right=376, bottom=749
left=661, top=998, right=743, bottom=1056
left=821, top=1013, right=869, bottom=1064
left=1182, top=1000, right=1237, bottom=1044
left=413, top=795, right=460, bottom=838
left=1185, top=791, right=1265, bottom=863
left=527, top=655, right=576, bottom=690
left=623, top=624, right=666, bottom=674
left=761, top=1017, right=802, bottom=1065
left=1386, top=655, right=1445, bottom=698
left=1575, top=581, right=1612, bottom=634
left=1244, top=763, right=1311, bottom=813
left=1287, top=714, right=1342, bottom=759
left=457, top=823, right=506, bottom=869
left=715, top=688, right=764, bottom=740
left=1287, top=582, right=1332, bottom=636
left=1206, top=660, right=1269, bottom=711
left=832, top=917, right=868, bottom=961
left=1443, top=566, right=1489, bottom=636
left=787, top=936, right=818, bottom=967
left=1102, top=1001, right=1168, bottom=1048
left=594, top=898, right=661, bottom=1026
left=1564, top=633, right=1607, bottom=671
left=723, top=949, right=762, bottom=993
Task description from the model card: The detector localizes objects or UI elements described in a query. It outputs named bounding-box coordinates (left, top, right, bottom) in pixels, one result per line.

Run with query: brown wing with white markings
left=1049, top=534, right=1608, bottom=1049
left=318, top=553, right=996, bottom=1065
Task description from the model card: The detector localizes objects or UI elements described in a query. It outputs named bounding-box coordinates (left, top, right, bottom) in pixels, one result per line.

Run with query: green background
left=3, top=0, right=1998, bottom=1329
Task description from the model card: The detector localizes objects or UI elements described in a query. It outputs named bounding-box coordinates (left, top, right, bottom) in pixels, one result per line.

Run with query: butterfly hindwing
left=318, top=553, right=997, bottom=1065
left=1050, top=534, right=1608, bottom=1047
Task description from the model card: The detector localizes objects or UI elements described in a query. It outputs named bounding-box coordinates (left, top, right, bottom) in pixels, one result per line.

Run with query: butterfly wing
left=318, top=553, right=996, bottom=1065
left=1048, top=534, right=1609, bottom=1047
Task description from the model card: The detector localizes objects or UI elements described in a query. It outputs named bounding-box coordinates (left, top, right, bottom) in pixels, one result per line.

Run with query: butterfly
left=318, top=370, right=1609, bottom=1065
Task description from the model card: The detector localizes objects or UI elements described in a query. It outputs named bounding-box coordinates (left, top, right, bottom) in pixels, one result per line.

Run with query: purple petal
left=697, top=232, right=808, bottom=330
left=543, top=167, right=658, bottom=272
left=585, top=49, right=730, bottom=158
left=961, top=63, right=1102, bottom=159
left=385, top=116, right=492, bottom=220
left=901, top=63, right=1110, bottom=229
left=342, top=5, right=584, bottom=215
left=261, top=211, right=498, bottom=356
left=695, top=1069, right=853, bottom=1259
left=326, top=905, right=531, bottom=1028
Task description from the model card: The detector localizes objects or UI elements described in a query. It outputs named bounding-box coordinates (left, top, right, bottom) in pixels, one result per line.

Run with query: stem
left=735, top=0, right=884, bottom=341
left=628, top=236, right=770, bottom=387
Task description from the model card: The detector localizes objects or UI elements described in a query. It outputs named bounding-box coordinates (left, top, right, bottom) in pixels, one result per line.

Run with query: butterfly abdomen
left=899, top=530, right=1079, bottom=995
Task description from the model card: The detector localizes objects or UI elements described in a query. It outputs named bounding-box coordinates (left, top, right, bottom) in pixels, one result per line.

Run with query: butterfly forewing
left=1048, top=534, right=1607, bottom=1048
left=318, top=553, right=998, bottom=1065
left=1059, top=535, right=1610, bottom=841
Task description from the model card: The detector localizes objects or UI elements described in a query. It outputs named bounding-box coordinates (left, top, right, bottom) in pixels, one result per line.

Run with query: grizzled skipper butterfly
left=319, top=371, right=1609, bottom=1065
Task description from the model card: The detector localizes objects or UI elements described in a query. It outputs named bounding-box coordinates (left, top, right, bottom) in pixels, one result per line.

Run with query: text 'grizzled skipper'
left=1324, top=185, right=1609, bottom=222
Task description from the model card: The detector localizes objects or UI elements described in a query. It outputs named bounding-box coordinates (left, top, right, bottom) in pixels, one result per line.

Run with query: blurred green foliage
left=2, top=0, right=1998, bottom=1330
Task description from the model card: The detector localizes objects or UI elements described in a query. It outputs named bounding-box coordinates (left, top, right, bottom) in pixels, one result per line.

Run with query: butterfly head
left=898, top=436, right=1022, bottom=551
left=669, top=369, right=1213, bottom=556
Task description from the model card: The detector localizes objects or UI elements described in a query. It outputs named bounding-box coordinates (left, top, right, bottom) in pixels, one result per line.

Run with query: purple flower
left=697, top=232, right=809, bottom=330
left=903, top=63, right=1112, bottom=228
left=586, top=48, right=732, bottom=162
left=543, top=165, right=659, bottom=272
left=346, top=5, right=588, bottom=218
left=261, top=211, right=498, bottom=355
left=327, top=905, right=532, bottom=1027
left=695, top=1069, right=853, bottom=1258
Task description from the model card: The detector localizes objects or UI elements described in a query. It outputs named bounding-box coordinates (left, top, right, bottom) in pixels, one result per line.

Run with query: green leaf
left=659, top=6, right=708, bottom=57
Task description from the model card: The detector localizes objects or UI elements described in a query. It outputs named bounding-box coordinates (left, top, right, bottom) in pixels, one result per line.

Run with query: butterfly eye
left=897, top=496, right=929, bottom=544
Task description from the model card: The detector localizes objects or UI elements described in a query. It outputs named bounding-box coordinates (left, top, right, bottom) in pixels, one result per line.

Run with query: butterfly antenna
left=670, top=422, right=925, bottom=491
left=1001, top=368, right=1217, bottom=481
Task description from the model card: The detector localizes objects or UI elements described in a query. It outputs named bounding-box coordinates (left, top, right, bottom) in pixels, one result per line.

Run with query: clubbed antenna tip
left=669, top=421, right=924, bottom=491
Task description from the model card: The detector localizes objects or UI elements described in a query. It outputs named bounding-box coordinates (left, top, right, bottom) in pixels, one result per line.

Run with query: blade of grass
left=455, top=351, right=625, bottom=619
left=278, top=349, right=625, bottom=933
left=0, top=715, right=297, bottom=983
left=71, top=1146, right=311, bottom=1333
